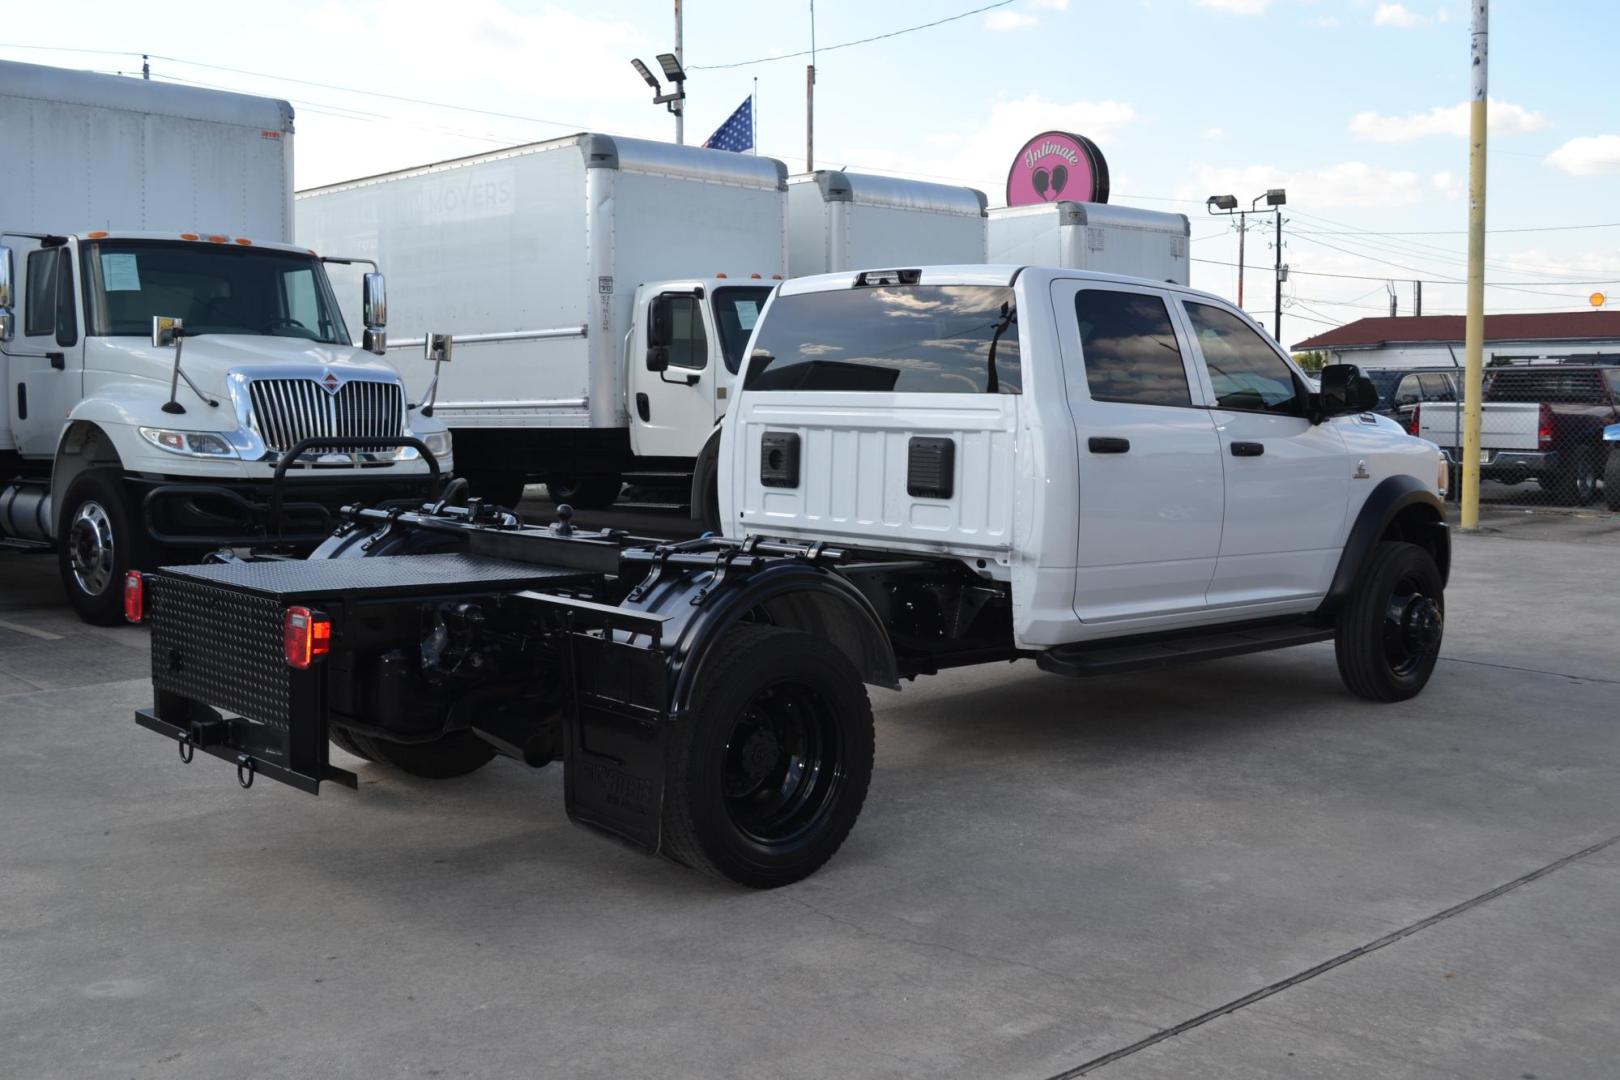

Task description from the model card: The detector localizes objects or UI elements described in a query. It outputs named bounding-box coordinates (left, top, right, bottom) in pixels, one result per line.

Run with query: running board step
left=1037, top=620, right=1335, bottom=678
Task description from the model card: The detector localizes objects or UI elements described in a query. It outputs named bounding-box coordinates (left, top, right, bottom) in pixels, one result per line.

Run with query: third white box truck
left=988, top=200, right=1190, bottom=285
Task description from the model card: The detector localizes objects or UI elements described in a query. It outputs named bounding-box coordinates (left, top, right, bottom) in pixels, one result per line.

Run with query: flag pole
left=752, top=76, right=758, bottom=155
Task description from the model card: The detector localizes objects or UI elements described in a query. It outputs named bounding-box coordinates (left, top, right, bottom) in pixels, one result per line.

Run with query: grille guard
left=269, top=436, right=442, bottom=538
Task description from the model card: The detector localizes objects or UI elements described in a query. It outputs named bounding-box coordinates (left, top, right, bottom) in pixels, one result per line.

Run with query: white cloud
left=1373, top=3, right=1432, bottom=27
left=1204, top=126, right=1226, bottom=140
left=1545, top=135, right=1620, bottom=177
left=1178, top=161, right=1426, bottom=209
left=841, top=95, right=1137, bottom=198
left=1431, top=170, right=1464, bottom=200
left=1194, top=0, right=1270, bottom=13
left=1349, top=98, right=1550, bottom=142
left=985, top=10, right=1039, bottom=29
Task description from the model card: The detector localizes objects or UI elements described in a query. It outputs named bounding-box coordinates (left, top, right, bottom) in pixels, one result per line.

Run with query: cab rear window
left=744, top=285, right=1020, bottom=394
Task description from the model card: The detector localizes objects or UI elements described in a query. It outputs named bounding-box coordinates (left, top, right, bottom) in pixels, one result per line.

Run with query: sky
left=5, top=0, right=1618, bottom=349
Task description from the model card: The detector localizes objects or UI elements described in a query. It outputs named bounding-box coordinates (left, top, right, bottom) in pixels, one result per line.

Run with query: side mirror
left=151, top=315, right=184, bottom=349
left=1319, top=363, right=1379, bottom=418
left=424, top=332, right=453, bottom=364
left=0, top=246, right=12, bottom=342
left=362, top=272, right=387, bottom=355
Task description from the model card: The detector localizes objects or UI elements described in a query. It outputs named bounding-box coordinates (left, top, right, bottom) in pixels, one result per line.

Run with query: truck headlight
left=138, top=427, right=239, bottom=458
left=420, top=430, right=453, bottom=461
left=1436, top=450, right=1450, bottom=496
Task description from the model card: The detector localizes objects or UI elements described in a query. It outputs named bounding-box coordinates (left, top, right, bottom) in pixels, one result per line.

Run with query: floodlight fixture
left=656, top=53, right=686, bottom=83
left=1207, top=194, right=1239, bottom=212
left=1265, top=187, right=1287, bottom=207
left=631, top=58, right=661, bottom=90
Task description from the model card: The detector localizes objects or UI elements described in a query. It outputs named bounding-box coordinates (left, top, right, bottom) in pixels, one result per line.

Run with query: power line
left=687, top=1, right=1017, bottom=70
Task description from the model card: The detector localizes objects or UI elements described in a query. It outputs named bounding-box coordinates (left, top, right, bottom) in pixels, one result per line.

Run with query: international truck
left=0, top=60, right=450, bottom=624
left=296, top=135, right=788, bottom=515
left=988, top=200, right=1190, bottom=285
left=125, top=264, right=1451, bottom=888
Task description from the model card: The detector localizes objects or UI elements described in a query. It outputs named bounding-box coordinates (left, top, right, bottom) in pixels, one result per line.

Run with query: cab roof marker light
left=87, top=230, right=108, bottom=238
left=750, top=273, right=762, bottom=279
left=235, top=237, right=253, bottom=246
left=715, top=272, right=728, bottom=279
left=207, top=235, right=228, bottom=244
left=771, top=274, right=784, bottom=280
left=180, top=232, right=199, bottom=241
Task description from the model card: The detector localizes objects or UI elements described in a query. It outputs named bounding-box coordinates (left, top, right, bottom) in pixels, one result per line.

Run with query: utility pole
left=1461, top=1, right=1489, bottom=530
left=1389, top=283, right=1398, bottom=318
left=1236, top=214, right=1246, bottom=307
left=141, top=55, right=150, bottom=80
left=806, top=0, right=816, bottom=171
left=673, top=0, right=684, bottom=145
left=1414, top=280, right=1423, bottom=316
left=1272, top=208, right=1283, bottom=339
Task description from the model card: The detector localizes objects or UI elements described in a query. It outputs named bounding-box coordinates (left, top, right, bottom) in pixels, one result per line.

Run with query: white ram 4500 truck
left=123, top=264, right=1454, bottom=889
left=296, top=135, right=786, bottom=513
left=0, top=60, right=449, bottom=623
left=989, top=201, right=1190, bottom=284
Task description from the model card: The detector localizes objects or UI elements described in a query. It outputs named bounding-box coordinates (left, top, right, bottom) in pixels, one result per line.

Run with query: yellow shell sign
left=1591, top=292, right=1607, bottom=307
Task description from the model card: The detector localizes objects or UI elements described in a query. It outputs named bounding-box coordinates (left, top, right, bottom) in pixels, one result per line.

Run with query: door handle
left=1230, top=441, right=1265, bottom=457
left=1088, top=436, right=1130, bottom=454
left=46, top=352, right=64, bottom=371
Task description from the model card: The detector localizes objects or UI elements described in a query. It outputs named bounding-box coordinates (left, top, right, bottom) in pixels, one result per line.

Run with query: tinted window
left=25, top=249, right=58, bottom=338
left=713, top=286, right=772, bottom=374
left=745, top=285, right=1019, bottom=394
left=1184, top=302, right=1302, bottom=415
left=1419, top=373, right=1455, bottom=401
left=1485, top=369, right=1606, bottom=405
left=1393, top=374, right=1422, bottom=407
left=662, top=294, right=707, bottom=369
left=1074, top=289, right=1190, bottom=407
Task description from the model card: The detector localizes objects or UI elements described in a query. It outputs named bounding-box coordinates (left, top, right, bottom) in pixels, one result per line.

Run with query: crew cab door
left=629, top=287, right=718, bottom=460
left=1052, top=280, right=1224, bottom=623
left=1178, top=300, right=1349, bottom=608
left=1, top=236, right=84, bottom=457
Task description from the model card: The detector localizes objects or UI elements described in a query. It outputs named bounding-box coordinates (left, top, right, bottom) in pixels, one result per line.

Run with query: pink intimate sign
left=1005, top=131, right=1110, bottom=207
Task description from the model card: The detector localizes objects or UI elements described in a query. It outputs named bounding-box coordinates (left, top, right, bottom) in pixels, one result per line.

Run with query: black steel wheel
left=662, top=624, right=874, bottom=888
left=543, top=473, right=622, bottom=510
left=57, top=468, right=147, bottom=626
left=1335, top=540, right=1445, bottom=702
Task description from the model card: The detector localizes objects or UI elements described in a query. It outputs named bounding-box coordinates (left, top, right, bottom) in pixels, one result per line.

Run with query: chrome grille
left=247, top=378, right=404, bottom=454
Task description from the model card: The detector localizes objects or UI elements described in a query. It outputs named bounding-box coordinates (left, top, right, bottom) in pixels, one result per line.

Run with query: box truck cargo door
left=629, top=288, right=717, bottom=460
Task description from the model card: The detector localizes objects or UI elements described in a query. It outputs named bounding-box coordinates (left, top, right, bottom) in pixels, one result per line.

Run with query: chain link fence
left=1378, top=363, right=1619, bottom=512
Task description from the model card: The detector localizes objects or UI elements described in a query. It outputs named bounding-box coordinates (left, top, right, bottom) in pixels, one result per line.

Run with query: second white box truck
left=786, top=170, right=988, bottom=276
left=297, top=135, right=788, bottom=510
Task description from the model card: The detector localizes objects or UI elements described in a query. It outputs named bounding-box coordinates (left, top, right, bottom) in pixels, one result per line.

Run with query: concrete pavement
left=1, top=520, right=1617, bottom=1079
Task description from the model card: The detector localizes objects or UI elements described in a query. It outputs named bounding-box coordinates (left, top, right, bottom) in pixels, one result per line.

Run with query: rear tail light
left=1538, top=403, right=1554, bottom=448
left=123, top=571, right=143, bottom=623
left=1408, top=403, right=1421, bottom=437
left=283, top=606, right=331, bottom=669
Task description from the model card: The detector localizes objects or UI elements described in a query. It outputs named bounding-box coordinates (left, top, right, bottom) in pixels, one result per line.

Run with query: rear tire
left=662, top=624, right=874, bottom=888
left=57, top=468, right=147, bottom=626
left=1547, top=446, right=1599, bottom=506
left=1604, top=446, right=1619, bottom=512
left=1334, top=541, right=1445, bottom=702
left=341, top=730, right=496, bottom=779
left=544, top=473, right=622, bottom=510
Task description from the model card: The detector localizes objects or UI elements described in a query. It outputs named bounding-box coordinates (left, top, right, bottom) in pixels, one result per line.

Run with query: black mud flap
left=562, top=633, right=672, bottom=853
left=135, top=690, right=356, bottom=795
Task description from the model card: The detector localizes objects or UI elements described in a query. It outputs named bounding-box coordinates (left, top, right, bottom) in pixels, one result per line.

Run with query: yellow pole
left=1460, top=1, right=1488, bottom=529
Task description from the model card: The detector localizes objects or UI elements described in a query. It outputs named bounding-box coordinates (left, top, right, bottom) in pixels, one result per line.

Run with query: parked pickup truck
left=1416, top=364, right=1620, bottom=505
left=124, top=266, right=1450, bottom=888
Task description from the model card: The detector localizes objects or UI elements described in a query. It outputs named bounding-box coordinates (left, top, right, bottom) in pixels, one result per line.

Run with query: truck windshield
left=80, top=240, right=350, bottom=344
left=712, top=286, right=774, bottom=374
left=744, top=285, right=1020, bottom=394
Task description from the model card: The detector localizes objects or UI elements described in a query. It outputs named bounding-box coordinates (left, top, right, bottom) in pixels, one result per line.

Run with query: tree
left=1293, top=349, right=1330, bottom=372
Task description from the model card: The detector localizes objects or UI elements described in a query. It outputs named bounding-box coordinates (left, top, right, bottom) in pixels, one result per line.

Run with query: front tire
left=1334, top=541, right=1445, bottom=702
left=662, top=625, right=874, bottom=888
left=1604, top=446, right=1619, bottom=512
left=57, top=468, right=146, bottom=626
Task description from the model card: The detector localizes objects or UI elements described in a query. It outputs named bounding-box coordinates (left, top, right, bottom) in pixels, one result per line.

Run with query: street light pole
left=673, top=0, right=684, bottom=145
left=1273, top=207, right=1283, bottom=339
left=1236, top=212, right=1247, bottom=308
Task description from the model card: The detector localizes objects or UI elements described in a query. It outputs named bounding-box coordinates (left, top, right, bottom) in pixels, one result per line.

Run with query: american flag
left=702, top=95, right=754, bottom=153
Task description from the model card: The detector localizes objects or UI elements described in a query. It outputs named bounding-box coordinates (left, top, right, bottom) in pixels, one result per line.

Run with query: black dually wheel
left=1335, top=540, right=1445, bottom=702
left=662, top=624, right=874, bottom=888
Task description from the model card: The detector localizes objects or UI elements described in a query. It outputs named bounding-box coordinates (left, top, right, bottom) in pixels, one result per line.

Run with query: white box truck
left=988, top=201, right=1190, bottom=285
left=786, top=171, right=987, bottom=276
left=296, top=135, right=787, bottom=512
left=0, top=60, right=448, bottom=623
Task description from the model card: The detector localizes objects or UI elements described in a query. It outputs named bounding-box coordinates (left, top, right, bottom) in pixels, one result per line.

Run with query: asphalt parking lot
left=3, top=501, right=1618, bottom=1079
